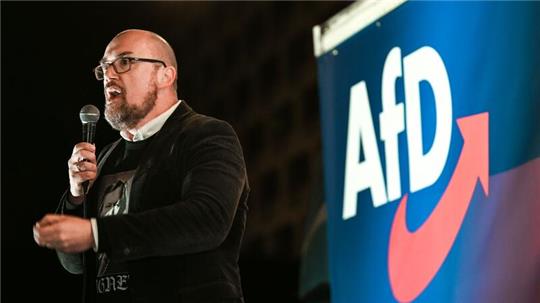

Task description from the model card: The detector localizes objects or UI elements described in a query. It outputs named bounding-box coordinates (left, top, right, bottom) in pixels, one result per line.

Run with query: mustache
left=105, top=81, right=124, bottom=89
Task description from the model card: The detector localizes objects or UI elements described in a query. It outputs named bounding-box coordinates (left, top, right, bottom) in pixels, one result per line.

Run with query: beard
left=104, top=82, right=157, bottom=131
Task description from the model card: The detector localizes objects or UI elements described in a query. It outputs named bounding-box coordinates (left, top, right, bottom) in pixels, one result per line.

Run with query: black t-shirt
left=94, top=138, right=152, bottom=303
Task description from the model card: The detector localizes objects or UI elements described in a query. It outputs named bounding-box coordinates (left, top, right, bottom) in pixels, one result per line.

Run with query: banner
left=314, top=1, right=540, bottom=302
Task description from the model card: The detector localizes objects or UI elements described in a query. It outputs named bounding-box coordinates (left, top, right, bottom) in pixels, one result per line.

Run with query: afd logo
left=342, top=46, right=489, bottom=302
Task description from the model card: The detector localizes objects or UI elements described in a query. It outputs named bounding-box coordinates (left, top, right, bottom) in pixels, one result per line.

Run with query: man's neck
left=120, top=98, right=181, bottom=142
left=134, top=96, right=177, bottom=129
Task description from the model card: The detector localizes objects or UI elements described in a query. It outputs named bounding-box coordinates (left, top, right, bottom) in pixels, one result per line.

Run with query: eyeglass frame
left=94, top=56, right=167, bottom=80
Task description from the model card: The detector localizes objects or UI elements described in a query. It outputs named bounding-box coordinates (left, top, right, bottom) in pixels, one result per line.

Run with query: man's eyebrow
left=100, top=51, right=133, bottom=64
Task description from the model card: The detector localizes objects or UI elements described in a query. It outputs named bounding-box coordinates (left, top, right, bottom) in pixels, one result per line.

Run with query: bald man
left=33, top=29, right=249, bottom=303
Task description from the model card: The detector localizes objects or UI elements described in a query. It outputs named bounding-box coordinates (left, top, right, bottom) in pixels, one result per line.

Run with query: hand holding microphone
left=34, top=105, right=100, bottom=252
left=67, top=105, right=100, bottom=202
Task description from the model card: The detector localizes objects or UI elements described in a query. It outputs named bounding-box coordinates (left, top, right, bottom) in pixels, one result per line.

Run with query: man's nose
left=103, top=64, right=118, bottom=80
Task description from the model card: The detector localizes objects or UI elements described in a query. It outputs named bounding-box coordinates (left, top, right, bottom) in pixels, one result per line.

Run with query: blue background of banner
left=316, top=2, right=540, bottom=302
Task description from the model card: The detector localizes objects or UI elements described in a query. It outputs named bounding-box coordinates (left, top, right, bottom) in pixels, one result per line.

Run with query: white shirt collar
left=120, top=100, right=181, bottom=142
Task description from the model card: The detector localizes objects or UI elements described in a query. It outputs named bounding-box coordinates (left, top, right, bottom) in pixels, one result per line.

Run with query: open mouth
left=106, top=86, right=123, bottom=100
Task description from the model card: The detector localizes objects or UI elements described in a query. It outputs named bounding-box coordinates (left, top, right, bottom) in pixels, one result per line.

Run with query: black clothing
left=58, top=102, right=249, bottom=303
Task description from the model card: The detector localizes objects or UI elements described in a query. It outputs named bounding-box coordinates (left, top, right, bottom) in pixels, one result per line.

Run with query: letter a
left=343, top=81, right=387, bottom=220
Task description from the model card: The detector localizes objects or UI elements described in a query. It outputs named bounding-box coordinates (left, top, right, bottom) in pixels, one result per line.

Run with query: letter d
left=404, top=47, right=452, bottom=192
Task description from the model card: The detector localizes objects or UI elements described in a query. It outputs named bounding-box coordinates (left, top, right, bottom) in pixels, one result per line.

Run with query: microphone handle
left=82, top=122, right=96, bottom=144
left=81, top=122, right=95, bottom=218
left=82, top=181, right=90, bottom=194
left=82, top=181, right=89, bottom=218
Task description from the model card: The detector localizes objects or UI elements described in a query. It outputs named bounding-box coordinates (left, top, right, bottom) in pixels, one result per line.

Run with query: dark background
left=1, top=2, right=349, bottom=302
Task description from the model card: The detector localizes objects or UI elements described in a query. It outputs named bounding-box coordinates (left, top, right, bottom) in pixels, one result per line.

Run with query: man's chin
left=104, top=116, right=123, bottom=131
left=104, top=109, right=127, bottom=131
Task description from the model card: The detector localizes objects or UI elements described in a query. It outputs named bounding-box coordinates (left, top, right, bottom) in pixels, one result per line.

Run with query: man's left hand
left=33, top=214, right=93, bottom=253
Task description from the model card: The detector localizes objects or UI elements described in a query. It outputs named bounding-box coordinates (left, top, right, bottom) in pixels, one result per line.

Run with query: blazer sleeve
left=55, top=191, right=85, bottom=274
left=55, top=140, right=118, bottom=274
left=96, top=119, right=248, bottom=262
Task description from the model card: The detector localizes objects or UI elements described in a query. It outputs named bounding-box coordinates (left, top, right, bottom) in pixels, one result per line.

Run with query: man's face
left=101, top=34, right=159, bottom=130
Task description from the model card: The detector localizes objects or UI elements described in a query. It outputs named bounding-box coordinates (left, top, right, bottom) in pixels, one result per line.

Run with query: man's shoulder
left=160, top=102, right=240, bottom=146
left=179, top=110, right=236, bottom=138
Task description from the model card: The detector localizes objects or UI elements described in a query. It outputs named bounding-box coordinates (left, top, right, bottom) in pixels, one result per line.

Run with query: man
left=33, top=29, right=249, bottom=303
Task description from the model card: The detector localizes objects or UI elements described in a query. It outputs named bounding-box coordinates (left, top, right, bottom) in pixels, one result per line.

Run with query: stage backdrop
left=313, top=1, right=540, bottom=302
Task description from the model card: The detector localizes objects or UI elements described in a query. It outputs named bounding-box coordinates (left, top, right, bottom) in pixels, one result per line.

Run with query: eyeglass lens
left=95, top=57, right=132, bottom=80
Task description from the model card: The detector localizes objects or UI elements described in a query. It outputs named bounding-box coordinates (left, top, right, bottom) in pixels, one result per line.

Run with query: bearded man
left=33, top=29, right=249, bottom=303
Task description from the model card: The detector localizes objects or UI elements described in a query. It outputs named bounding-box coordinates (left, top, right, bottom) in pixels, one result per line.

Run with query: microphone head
left=79, top=104, right=100, bottom=124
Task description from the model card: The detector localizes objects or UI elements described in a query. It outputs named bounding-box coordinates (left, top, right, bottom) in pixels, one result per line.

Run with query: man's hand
left=68, top=142, right=97, bottom=202
left=33, top=214, right=94, bottom=253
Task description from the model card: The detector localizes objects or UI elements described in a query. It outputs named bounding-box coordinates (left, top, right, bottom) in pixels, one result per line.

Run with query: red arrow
left=388, top=113, right=489, bottom=302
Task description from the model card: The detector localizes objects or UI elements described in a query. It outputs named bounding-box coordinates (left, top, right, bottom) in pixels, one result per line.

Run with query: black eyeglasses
left=94, top=56, right=167, bottom=80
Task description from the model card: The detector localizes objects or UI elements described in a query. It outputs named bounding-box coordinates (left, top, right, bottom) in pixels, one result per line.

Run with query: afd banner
left=314, top=1, right=540, bottom=302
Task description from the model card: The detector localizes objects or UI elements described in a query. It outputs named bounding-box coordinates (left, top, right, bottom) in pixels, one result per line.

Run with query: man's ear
left=158, top=66, right=176, bottom=88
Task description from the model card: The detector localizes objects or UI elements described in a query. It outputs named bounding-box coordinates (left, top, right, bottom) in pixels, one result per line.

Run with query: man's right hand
left=68, top=142, right=97, bottom=203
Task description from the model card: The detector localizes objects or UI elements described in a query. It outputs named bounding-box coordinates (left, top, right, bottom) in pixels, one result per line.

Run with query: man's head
left=97, top=29, right=178, bottom=131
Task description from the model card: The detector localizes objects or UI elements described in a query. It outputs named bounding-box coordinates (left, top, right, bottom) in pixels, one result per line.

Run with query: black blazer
left=58, top=101, right=249, bottom=303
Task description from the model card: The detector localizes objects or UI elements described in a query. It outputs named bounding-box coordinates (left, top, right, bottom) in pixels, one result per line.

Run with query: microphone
left=78, top=105, right=100, bottom=205
left=79, top=104, right=100, bottom=144
left=78, top=104, right=100, bottom=299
